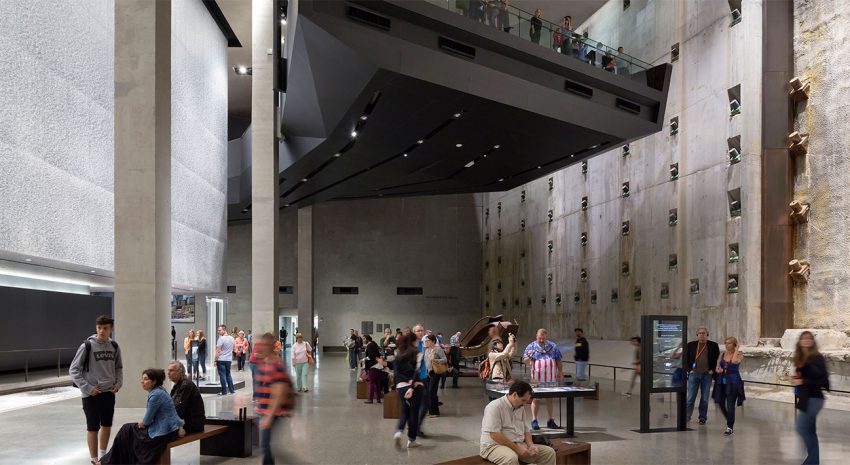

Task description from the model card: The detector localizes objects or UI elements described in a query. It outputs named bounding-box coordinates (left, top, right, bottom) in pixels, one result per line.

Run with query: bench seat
left=156, top=424, right=229, bottom=465
left=435, top=439, right=590, bottom=465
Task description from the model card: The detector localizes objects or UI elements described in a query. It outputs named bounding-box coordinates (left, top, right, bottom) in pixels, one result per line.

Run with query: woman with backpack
left=487, top=333, right=516, bottom=383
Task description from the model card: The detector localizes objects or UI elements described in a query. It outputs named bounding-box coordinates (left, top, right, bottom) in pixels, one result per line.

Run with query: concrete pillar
left=113, top=0, right=172, bottom=407
left=297, top=206, right=314, bottom=348
left=251, top=0, right=279, bottom=335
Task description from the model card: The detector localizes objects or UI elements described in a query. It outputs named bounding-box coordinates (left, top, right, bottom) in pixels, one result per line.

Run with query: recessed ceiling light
left=417, top=139, right=424, bottom=144
left=302, top=177, right=309, bottom=182
left=351, top=130, right=358, bottom=138
left=590, top=144, right=600, bottom=149
left=455, top=143, right=463, bottom=148
left=234, top=66, right=252, bottom=75
left=25, top=258, right=32, bottom=262
left=360, top=115, right=368, bottom=121
left=403, top=153, right=408, bottom=157
left=537, top=165, right=542, bottom=169
left=570, top=154, right=574, bottom=158
left=284, top=204, right=290, bottom=207
left=498, top=178, right=505, bottom=182
left=465, top=161, right=475, bottom=168
left=281, top=18, right=287, bottom=25
left=483, top=154, right=487, bottom=158
left=90, top=270, right=96, bottom=273
left=334, top=153, right=341, bottom=158
left=453, top=112, right=461, bottom=118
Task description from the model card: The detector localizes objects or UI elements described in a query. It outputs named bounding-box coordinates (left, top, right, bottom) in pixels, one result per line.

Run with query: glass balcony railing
left=425, top=0, right=654, bottom=78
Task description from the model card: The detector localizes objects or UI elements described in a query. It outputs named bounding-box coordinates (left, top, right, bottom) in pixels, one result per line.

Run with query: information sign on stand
left=639, top=315, right=688, bottom=433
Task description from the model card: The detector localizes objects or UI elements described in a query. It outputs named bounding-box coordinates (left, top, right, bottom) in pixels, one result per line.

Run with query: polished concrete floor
left=1, top=353, right=847, bottom=464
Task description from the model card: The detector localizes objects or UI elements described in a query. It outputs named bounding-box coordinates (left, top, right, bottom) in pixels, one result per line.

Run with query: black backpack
left=73, top=340, right=119, bottom=388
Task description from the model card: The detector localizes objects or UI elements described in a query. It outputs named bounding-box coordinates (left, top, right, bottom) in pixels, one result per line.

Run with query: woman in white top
left=291, top=333, right=314, bottom=392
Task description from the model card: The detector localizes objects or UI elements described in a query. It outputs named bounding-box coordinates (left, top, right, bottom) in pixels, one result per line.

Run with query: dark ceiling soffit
left=202, top=0, right=242, bottom=47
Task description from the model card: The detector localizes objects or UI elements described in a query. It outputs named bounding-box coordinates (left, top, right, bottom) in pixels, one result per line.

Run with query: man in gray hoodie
left=69, top=315, right=123, bottom=464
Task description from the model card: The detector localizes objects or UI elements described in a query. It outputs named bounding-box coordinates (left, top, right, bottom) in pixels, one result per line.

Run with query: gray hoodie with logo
left=69, top=335, right=123, bottom=398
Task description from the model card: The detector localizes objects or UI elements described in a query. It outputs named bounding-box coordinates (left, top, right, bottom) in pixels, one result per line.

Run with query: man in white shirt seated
left=480, top=381, right=556, bottom=465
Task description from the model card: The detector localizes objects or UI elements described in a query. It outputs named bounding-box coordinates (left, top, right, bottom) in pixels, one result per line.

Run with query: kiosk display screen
left=651, top=319, right=685, bottom=389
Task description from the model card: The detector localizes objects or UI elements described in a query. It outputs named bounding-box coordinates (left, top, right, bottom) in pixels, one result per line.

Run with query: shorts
left=82, top=392, right=115, bottom=431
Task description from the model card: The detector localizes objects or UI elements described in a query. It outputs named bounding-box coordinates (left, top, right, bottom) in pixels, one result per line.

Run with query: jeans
left=797, top=397, right=824, bottom=464
left=185, top=354, right=193, bottom=378
left=259, top=414, right=279, bottom=465
left=198, top=353, right=207, bottom=375
left=450, top=346, right=461, bottom=387
left=237, top=353, right=246, bottom=371
left=428, top=372, right=441, bottom=415
left=686, top=372, right=713, bottom=421
left=575, top=361, right=588, bottom=380
left=190, top=359, right=199, bottom=379
left=217, top=361, right=235, bottom=394
left=717, top=384, right=740, bottom=429
left=294, top=362, right=309, bottom=391
left=626, top=371, right=638, bottom=394
left=396, top=385, right=423, bottom=441
left=348, top=348, right=357, bottom=369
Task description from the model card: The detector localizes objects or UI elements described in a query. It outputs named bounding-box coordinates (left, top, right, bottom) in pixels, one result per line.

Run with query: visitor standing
left=413, top=324, right=431, bottom=432
left=392, top=334, right=425, bottom=449
left=214, top=325, right=236, bottom=395
left=366, top=355, right=388, bottom=404
left=253, top=332, right=294, bottom=465
left=69, top=315, right=123, bottom=465
left=523, top=328, right=562, bottom=430
left=170, top=326, right=176, bottom=360
left=497, top=0, right=510, bottom=32
left=364, top=335, right=380, bottom=371
left=479, top=380, right=556, bottom=465
left=166, top=361, right=205, bottom=433
left=235, top=331, right=249, bottom=372
left=791, top=331, right=830, bottom=465
left=183, top=329, right=196, bottom=381
left=559, top=16, right=573, bottom=56
left=685, top=327, right=720, bottom=424
left=381, top=327, right=396, bottom=353
left=346, top=329, right=358, bottom=370
left=714, top=336, right=745, bottom=435
left=488, top=333, right=516, bottom=382
left=530, top=9, right=542, bottom=44
left=197, top=330, right=208, bottom=380
left=291, top=333, right=314, bottom=392
left=448, top=331, right=462, bottom=388
left=424, top=334, right=447, bottom=417
left=573, top=328, right=589, bottom=381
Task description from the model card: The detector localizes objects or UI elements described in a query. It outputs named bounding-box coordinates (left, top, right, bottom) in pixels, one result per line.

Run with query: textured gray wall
left=0, top=0, right=227, bottom=292
left=483, top=0, right=763, bottom=344
left=0, top=0, right=115, bottom=271
left=792, top=0, right=850, bottom=330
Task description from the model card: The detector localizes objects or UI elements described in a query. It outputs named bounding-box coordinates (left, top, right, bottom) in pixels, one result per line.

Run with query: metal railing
left=425, top=0, right=654, bottom=76
left=0, top=347, right=78, bottom=383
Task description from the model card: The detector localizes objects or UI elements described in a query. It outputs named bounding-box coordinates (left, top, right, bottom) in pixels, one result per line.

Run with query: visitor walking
left=392, top=334, right=425, bottom=449
left=685, top=327, right=720, bottom=423
left=573, top=328, right=589, bottom=381
left=235, top=331, right=249, bottom=371
left=253, top=332, right=294, bottom=465
left=197, top=330, right=208, bottom=380
left=714, top=336, right=745, bottom=435
left=488, top=333, right=516, bottom=382
left=291, top=333, right=314, bottom=392
left=214, top=325, right=236, bottom=395
left=791, top=331, right=830, bottom=464
left=413, top=324, right=431, bottom=432
left=424, top=334, right=447, bottom=417
left=623, top=336, right=641, bottom=396
left=69, top=315, right=123, bottom=465
left=170, top=326, right=176, bottom=360
left=448, top=331, right=462, bottom=388
left=523, top=328, right=563, bottom=430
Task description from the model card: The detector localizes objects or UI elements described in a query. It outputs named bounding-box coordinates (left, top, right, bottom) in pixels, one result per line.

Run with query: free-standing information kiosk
left=639, top=315, right=687, bottom=432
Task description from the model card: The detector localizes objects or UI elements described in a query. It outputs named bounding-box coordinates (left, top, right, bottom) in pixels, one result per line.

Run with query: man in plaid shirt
left=253, top=332, right=294, bottom=465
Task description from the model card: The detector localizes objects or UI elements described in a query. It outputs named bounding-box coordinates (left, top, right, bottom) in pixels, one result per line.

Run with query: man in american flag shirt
left=522, top=328, right=563, bottom=430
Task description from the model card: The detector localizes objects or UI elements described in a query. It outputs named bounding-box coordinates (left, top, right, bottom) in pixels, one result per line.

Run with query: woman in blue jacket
left=100, top=368, right=183, bottom=465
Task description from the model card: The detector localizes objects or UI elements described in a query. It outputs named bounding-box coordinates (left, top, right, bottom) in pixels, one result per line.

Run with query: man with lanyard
left=413, top=323, right=430, bottom=434
left=522, top=328, right=563, bottom=430
left=685, top=326, right=720, bottom=424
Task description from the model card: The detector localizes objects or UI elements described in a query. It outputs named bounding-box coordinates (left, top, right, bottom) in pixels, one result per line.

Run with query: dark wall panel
left=0, top=286, right=112, bottom=372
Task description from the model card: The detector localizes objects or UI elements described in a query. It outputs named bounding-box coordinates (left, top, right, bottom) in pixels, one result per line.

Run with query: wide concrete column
left=297, top=206, right=314, bottom=347
left=114, top=0, right=172, bottom=407
left=251, top=0, right=279, bottom=335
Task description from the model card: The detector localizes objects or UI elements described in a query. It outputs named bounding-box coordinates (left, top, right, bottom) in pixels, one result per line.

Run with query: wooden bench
left=156, top=424, right=229, bottom=465
left=435, top=439, right=590, bottom=465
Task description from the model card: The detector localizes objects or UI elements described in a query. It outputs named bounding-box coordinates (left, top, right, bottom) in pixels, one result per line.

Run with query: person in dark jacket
left=529, top=9, right=543, bottom=44
left=166, top=362, right=205, bottom=433
left=392, top=334, right=425, bottom=449
left=790, top=331, right=829, bottom=465
left=685, top=326, right=720, bottom=424
left=573, top=328, right=589, bottom=381
left=364, top=335, right=380, bottom=371
left=713, top=336, right=745, bottom=435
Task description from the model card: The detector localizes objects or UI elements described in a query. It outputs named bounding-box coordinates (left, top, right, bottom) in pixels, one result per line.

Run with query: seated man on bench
left=480, top=381, right=555, bottom=465
left=167, top=361, right=206, bottom=433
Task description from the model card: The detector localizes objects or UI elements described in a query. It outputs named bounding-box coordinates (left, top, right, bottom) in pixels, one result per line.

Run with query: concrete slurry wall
left=483, top=0, right=763, bottom=344
left=791, top=0, right=850, bottom=331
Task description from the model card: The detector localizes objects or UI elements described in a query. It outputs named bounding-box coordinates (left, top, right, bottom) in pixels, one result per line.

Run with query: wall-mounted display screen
left=651, top=318, right=685, bottom=389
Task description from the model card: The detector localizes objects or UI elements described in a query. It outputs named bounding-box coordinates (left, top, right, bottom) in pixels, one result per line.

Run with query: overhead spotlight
left=464, top=160, right=475, bottom=168
left=453, top=112, right=462, bottom=118
left=417, top=139, right=425, bottom=144
left=90, top=270, right=96, bottom=273
left=455, top=143, right=463, bottom=148
left=498, top=178, right=505, bottom=182
left=25, top=258, right=32, bottom=262
left=350, top=130, right=358, bottom=138
left=789, top=259, right=810, bottom=284
left=789, top=76, right=811, bottom=102
left=493, top=145, right=501, bottom=149
left=233, top=66, right=252, bottom=75
left=241, top=208, right=248, bottom=213
left=334, top=153, right=341, bottom=158
left=359, top=115, right=368, bottom=121
left=537, top=165, right=542, bottom=169
left=403, top=153, right=408, bottom=157
left=301, top=177, right=309, bottom=182
left=284, top=204, right=290, bottom=207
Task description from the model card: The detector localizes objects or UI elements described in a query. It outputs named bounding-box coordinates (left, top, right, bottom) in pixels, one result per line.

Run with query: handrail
left=0, top=347, right=78, bottom=384
left=424, top=0, right=654, bottom=76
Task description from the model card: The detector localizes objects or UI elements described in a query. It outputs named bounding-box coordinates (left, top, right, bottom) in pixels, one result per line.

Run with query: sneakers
left=546, top=419, right=560, bottom=429
left=724, top=427, right=733, bottom=436
left=406, top=440, right=421, bottom=448
left=699, top=419, right=706, bottom=425
left=393, top=431, right=403, bottom=450
left=622, top=392, right=632, bottom=397
left=531, top=419, right=540, bottom=430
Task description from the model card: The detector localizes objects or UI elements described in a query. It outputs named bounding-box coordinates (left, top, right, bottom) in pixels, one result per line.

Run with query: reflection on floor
left=0, top=353, right=847, bottom=464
